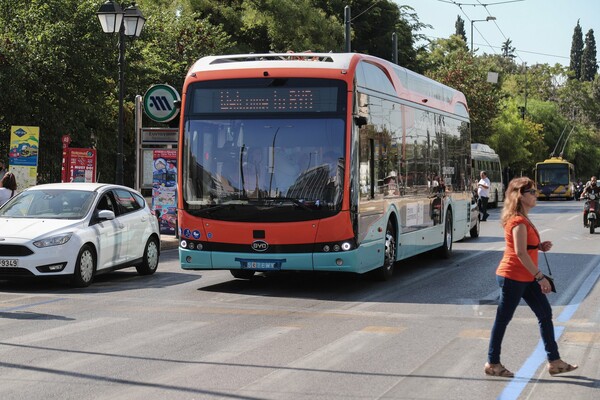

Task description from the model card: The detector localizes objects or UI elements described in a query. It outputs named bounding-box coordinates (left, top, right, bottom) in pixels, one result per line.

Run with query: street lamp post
left=97, top=1, right=145, bottom=185
left=470, top=16, right=496, bottom=55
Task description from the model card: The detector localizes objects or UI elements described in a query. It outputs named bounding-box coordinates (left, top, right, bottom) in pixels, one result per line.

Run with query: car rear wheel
left=72, top=244, right=96, bottom=288
left=136, top=236, right=160, bottom=275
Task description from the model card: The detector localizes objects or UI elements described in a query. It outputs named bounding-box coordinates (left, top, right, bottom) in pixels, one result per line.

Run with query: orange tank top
left=496, top=215, right=540, bottom=282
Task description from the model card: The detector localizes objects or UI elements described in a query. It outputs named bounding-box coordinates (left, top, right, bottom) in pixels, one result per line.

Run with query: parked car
left=0, top=183, right=160, bottom=287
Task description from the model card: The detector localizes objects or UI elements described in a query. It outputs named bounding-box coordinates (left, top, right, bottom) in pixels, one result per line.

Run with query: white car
left=0, top=183, right=160, bottom=287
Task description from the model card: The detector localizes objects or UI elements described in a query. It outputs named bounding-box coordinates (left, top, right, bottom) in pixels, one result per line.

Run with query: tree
left=454, top=15, right=467, bottom=43
left=488, top=98, right=544, bottom=176
left=581, top=29, right=598, bottom=82
left=0, top=0, right=232, bottom=186
left=569, top=20, right=583, bottom=80
left=193, top=0, right=344, bottom=54
left=501, top=38, right=516, bottom=60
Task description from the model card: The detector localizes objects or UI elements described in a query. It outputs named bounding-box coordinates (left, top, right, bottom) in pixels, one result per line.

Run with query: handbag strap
left=542, top=251, right=553, bottom=276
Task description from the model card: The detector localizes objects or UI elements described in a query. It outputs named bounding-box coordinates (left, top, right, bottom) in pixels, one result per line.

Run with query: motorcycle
left=574, top=182, right=584, bottom=201
left=583, top=192, right=600, bottom=233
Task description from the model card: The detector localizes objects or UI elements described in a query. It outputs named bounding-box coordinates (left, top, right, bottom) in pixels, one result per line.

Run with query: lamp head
left=96, top=0, right=123, bottom=34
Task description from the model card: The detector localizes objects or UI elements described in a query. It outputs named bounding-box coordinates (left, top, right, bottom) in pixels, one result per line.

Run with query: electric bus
left=177, top=52, right=474, bottom=280
left=471, top=143, right=504, bottom=207
left=535, top=157, right=575, bottom=200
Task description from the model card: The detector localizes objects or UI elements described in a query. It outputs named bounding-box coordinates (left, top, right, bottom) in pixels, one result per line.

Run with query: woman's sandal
left=484, top=363, right=514, bottom=377
left=548, top=360, right=578, bottom=376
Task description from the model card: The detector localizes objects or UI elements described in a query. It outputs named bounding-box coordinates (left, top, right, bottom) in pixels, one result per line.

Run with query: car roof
left=25, top=182, right=136, bottom=193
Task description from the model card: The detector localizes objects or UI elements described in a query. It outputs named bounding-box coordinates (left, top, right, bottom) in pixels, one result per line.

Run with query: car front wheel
left=136, top=236, right=160, bottom=275
left=72, top=244, right=96, bottom=288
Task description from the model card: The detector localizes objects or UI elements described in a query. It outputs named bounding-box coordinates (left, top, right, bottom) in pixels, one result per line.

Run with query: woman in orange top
left=485, top=177, right=577, bottom=377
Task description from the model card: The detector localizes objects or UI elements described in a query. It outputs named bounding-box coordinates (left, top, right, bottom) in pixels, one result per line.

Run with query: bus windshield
left=537, top=163, right=569, bottom=185
left=182, top=116, right=345, bottom=221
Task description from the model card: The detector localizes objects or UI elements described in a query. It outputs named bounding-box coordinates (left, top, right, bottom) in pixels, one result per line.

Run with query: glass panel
left=182, top=117, right=345, bottom=220
left=0, top=190, right=95, bottom=219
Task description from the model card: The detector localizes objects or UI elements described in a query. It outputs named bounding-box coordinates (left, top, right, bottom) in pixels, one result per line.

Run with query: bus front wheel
left=373, top=220, right=396, bottom=281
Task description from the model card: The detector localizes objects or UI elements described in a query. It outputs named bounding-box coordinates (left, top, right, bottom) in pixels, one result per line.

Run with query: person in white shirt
left=477, top=170, right=491, bottom=221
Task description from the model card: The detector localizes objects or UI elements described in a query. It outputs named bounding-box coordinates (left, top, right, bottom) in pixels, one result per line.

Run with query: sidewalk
left=160, top=234, right=179, bottom=251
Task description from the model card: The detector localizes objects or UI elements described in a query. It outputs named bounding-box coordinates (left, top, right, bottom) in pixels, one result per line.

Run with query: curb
left=160, top=235, right=179, bottom=251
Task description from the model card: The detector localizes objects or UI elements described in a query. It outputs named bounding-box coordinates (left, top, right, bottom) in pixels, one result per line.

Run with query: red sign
left=61, top=148, right=97, bottom=183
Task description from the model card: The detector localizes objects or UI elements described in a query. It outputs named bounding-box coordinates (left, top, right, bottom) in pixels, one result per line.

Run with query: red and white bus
left=177, top=52, right=475, bottom=280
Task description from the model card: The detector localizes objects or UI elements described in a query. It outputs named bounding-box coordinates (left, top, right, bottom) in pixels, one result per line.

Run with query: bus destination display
left=193, top=87, right=338, bottom=113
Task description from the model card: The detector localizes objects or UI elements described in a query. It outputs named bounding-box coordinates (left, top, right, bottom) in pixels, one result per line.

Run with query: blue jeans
left=488, top=275, right=560, bottom=364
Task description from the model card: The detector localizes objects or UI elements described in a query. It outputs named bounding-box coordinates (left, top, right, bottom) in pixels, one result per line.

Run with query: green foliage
left=454, top=15, right=467, bottom=43
left=488, top=98, right=544, bottom=176
left=581, top=29, right=598, bottom=81
left=422, top=36, right=501, bottom=144
left=569, top=20, right=583, bottom=80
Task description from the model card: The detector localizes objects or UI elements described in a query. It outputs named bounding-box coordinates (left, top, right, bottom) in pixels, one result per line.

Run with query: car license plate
left=235, top=258, right=286, bottom=271
left=0, top=259, right=18, bottom=267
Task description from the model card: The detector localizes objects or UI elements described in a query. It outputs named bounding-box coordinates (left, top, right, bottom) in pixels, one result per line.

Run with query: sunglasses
left=522, top=189, right=537, bottom=195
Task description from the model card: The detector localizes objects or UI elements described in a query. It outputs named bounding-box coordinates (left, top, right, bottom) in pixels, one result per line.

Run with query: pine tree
left=455, top=15, right=467, bottom=43
left=501, top=38, right=516, bottom=59
left=581, top=29, right=598, bottom=81
left=569, top=20, right=583, bottom=79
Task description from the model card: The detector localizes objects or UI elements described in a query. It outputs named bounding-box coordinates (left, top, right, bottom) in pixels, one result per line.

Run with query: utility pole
left=344, top=6, right=351, bottom=53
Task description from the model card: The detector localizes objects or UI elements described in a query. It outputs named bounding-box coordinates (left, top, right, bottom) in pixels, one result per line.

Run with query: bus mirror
left=354, top=116, right=368, bottom=127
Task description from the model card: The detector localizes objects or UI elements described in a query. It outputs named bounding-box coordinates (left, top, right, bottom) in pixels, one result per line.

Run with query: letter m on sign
left=143, top=84, right=181, bottom=122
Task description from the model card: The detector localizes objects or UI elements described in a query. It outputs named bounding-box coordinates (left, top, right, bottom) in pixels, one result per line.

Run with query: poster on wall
left=63, top=148, right=97, bottom=183
left=9, top=126, right=39, bottom=190
left=152, top=149, right=177, bottom=235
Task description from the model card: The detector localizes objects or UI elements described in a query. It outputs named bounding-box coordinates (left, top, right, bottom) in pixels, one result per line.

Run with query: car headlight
left=33, top=233, right=73, bottom=248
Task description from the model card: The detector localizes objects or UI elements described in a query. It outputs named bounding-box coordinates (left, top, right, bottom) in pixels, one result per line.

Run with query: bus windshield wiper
left=201, top=200, right=247, bottom=214
left=261, top=197, right=315, bottom=211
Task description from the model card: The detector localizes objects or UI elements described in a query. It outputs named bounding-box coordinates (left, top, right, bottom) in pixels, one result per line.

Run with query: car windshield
left=0, top=189, right=96, bottom=220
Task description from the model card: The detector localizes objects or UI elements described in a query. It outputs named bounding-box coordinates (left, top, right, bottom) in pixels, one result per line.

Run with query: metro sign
left=143, top=84, right=181, bottom=122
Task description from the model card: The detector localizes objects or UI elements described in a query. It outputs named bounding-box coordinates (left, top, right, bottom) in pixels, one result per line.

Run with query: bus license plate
left=247, top=261, right=277, bottom=270
left=0, top=259, right=18, bottom=267
left=236, top=258, right=286, bottom=271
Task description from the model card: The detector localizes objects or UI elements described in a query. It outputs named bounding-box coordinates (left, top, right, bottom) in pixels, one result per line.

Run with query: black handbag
left=541, top=251, right=556, bottom=293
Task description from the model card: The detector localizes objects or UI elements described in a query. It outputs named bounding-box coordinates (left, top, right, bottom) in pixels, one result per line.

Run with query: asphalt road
left=1, top=200, right=599, bottom=399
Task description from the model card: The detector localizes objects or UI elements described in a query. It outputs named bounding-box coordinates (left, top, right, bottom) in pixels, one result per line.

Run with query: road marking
left=497, top=257, right=600, bottom=400
left=361, top=326, right=404, bottom=334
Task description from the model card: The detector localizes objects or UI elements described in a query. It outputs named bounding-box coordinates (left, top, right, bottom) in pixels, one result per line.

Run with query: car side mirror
left=97, top=209, right=115, bottom=221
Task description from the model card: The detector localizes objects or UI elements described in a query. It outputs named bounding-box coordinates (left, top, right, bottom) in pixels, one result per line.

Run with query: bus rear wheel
left=373, top=220, right=396, bottom=281
left=230, top=269, right=256, bottom=279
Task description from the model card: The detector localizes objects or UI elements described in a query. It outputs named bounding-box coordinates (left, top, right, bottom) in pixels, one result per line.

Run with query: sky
left=395, top=0, right=600, bottom=67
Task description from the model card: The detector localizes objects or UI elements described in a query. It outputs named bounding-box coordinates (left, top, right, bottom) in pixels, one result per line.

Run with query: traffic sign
left=143, top=84, right=181, bottom=122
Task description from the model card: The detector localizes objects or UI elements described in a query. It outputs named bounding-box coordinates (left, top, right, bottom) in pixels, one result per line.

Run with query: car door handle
left=118, top=223, right=125, bottom=229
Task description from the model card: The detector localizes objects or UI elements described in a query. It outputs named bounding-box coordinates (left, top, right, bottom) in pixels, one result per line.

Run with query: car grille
left=0, top=268, right=35, bottom=277
left=0, top=244, right=34, bottom=256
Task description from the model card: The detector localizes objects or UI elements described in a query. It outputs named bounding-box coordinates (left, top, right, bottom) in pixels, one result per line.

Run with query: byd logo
left=251, top=240, right=269, bottom=252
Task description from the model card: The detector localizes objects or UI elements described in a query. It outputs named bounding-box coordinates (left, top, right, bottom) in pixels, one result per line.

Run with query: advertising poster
left=9, top=126, right=39, bottom=190
left=152, top=149, right=177, bottom=235
left=65, top=148, right=97, bottom=183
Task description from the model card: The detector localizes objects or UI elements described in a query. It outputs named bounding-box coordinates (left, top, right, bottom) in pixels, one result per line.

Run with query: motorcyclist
left=574, top=178, right=584, bottom=201
left=581, top=176, right=600, bottom=226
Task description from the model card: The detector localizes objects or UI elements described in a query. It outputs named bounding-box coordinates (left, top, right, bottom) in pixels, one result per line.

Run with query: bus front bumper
left=179, top=247, right=363, bottom=273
